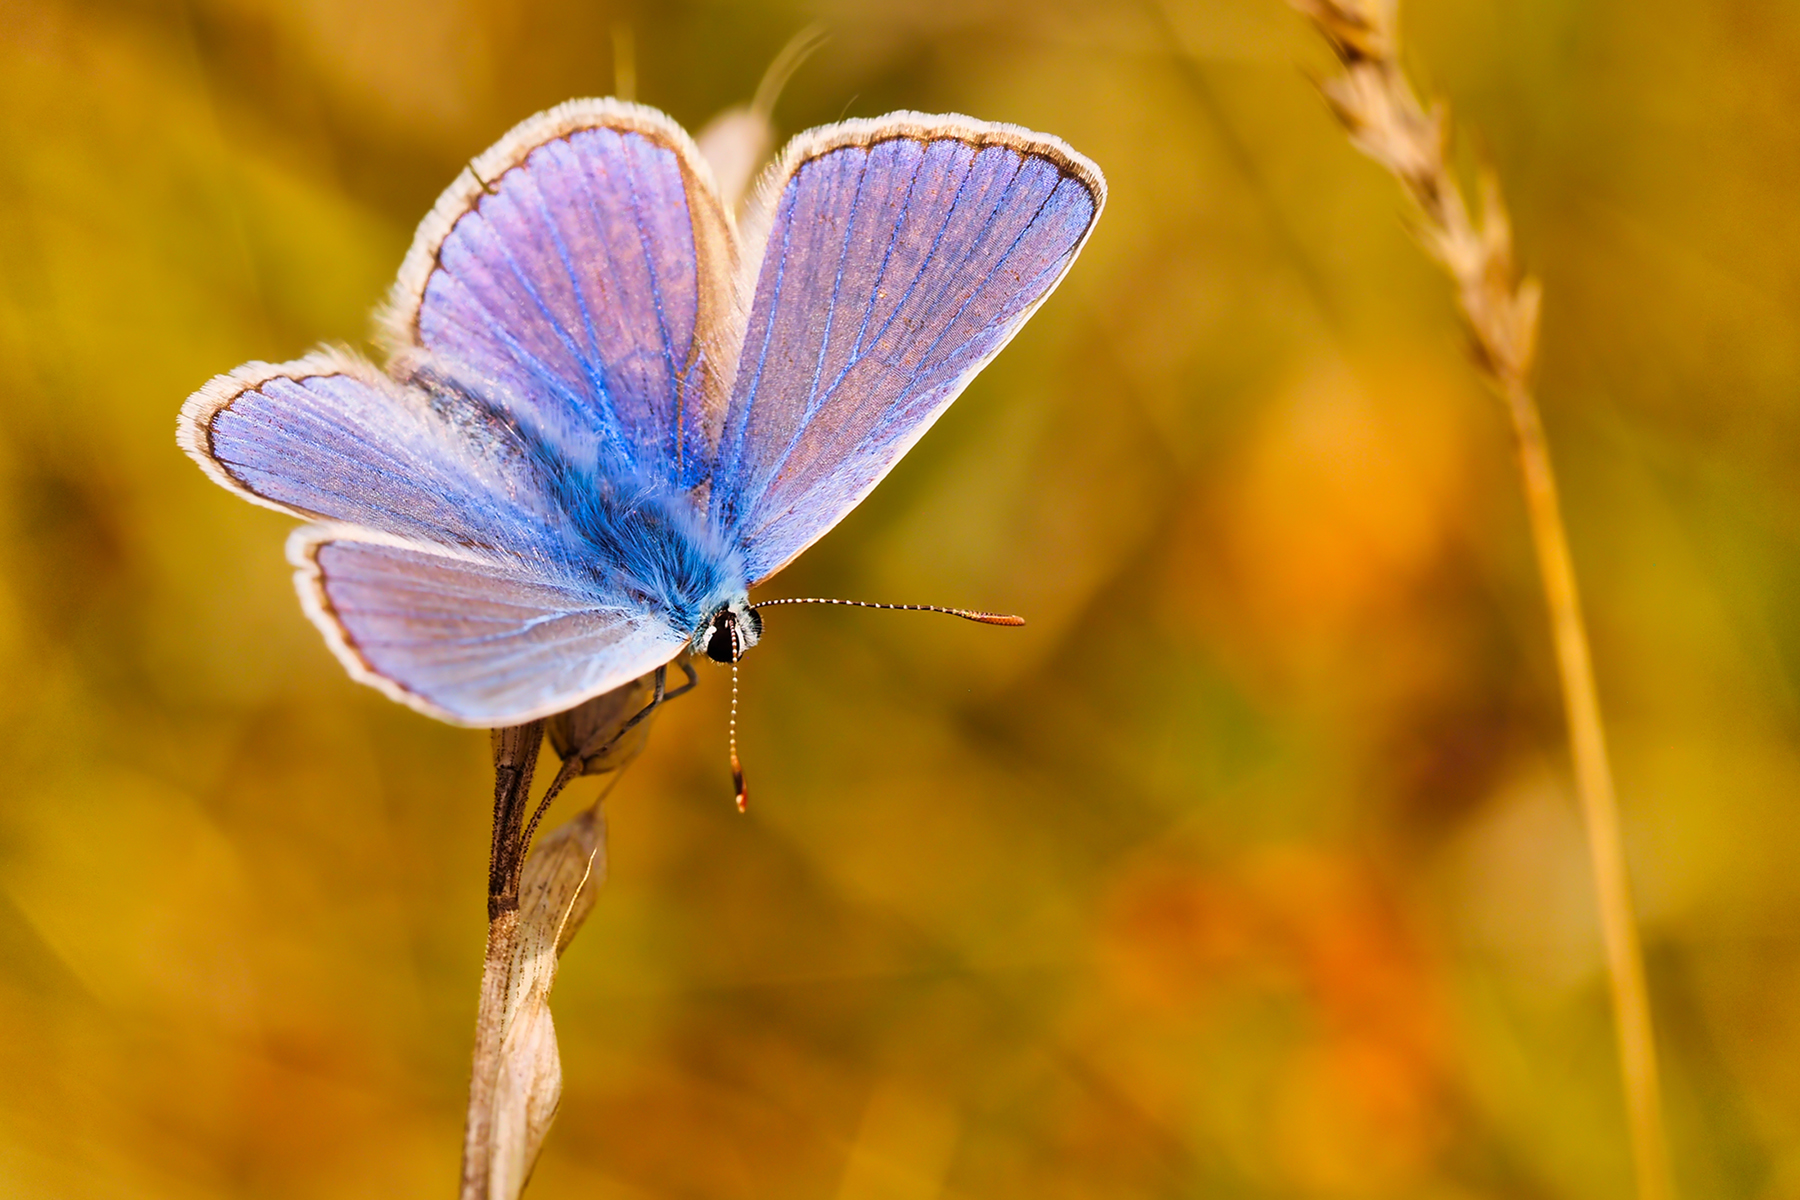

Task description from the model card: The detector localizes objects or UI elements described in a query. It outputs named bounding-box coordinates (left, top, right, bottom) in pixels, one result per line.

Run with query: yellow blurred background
left=4, top=0, right=1799, bottom=1196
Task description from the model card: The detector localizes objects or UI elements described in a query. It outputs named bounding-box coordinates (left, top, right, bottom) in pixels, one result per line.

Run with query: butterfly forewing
left=381, top=99, right=737, bottom=493
left=181, top=353, right=568, bottom=561
left=710, top=116, right=1105, bottom=585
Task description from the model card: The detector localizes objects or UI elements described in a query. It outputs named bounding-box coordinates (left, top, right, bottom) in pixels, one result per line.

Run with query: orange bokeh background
left=4, top=1, right=1800, bottom=1196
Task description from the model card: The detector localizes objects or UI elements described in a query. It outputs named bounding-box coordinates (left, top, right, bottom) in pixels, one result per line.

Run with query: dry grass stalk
left=1291, top=3, right=1672, bottom=1198
left=462, top=674, right=665, bottom=1200
left=461, top=719, right=547, bottom=1200
left=486, top=806, right=606, bottom=1199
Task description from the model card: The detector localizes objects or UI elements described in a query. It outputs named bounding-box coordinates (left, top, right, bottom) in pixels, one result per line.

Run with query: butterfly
left=178, top=99, right=1106, bottom=758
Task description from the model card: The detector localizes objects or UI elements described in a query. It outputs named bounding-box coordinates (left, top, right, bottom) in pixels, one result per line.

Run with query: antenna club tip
left=971, top=612, right=1026, bottom=626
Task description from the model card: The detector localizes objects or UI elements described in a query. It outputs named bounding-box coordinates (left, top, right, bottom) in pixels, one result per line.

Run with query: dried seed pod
left=545, top=671, right=660, bottom=778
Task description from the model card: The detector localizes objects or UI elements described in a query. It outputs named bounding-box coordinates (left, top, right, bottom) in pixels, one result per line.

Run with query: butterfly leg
left=611, top=659, right=698, bottom=742
left=663, top=660, right=700, bottom=701
left=572, top=659, right=699, bottom=768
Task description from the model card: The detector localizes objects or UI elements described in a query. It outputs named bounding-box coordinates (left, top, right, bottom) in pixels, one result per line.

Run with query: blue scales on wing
left=383, top=100, right=738, bottom=494
left=709, top=118, right=1106, bottom=585
left=186, top=353, right=573, bottom=557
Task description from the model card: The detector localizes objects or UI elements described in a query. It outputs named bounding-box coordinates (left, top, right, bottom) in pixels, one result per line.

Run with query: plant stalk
left=1502, top=380, right=1670, bottom=1200
left=1280, top=3, right=1674, bottom=1194
left=461, top=719, right=547, bottom=1200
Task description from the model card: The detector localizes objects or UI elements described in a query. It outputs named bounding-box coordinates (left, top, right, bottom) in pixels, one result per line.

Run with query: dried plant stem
left=458, top=674, right=667, bottom=1199
left=461, top=719, right=548, bottom=1200
left=1291, top=3, right=1671, bottom=1197
left=463, top=915, right=518, bottom=1197
left=1505, top=378, right=1669, bottom=1200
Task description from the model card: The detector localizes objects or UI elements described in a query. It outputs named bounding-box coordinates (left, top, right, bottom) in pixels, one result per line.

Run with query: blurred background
left=4, top=0, right=1799, bottom=1196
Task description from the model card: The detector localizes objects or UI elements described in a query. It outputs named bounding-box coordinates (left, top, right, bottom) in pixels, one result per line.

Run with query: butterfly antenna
left=750, top=598, right=1026, bottom=626
left=729, top=625, right=748, bottom=813
left=752, top=23, right=829, bottom=121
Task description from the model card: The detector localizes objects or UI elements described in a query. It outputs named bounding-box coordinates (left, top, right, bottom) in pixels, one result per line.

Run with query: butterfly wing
left=707, top=114, right=1106, bottom=585
left=291, top=527, right=684, bottom=726
left=378, top=99, right=738, bottom=493
left=180, top=353, right=686, bottom=725
left=181, top=351, right=564, bottom=551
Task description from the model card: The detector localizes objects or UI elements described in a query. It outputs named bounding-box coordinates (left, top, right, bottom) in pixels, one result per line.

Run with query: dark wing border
left=734, top=109, right=1106, bottom=303
left=177, top=347, right=407, bottom=522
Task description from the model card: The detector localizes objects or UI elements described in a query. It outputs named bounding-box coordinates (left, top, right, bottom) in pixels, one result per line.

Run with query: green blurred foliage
left=2, top=0, right=1799, bottom=1196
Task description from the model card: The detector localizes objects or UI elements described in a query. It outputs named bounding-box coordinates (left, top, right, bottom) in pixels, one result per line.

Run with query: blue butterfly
left=179, top=100, right=1105, bottom=753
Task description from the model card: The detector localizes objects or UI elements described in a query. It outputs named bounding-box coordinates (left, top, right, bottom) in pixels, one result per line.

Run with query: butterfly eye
left=703, top=608, right=739, bottom=664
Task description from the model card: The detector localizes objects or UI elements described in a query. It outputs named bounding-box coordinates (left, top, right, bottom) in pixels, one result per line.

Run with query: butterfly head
left=694, top=597, right=763, bottom=664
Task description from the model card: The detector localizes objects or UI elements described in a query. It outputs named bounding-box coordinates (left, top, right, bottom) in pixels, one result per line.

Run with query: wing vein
left=897, top=154, right=1050, bottom=384
left=621, top=136, right=684, bottom=470
left=715, top=187, right=798, bottom=525
left=800, top=148, right=871, bottom=428
left=847, top=146, right=979, bottom=373
left=520, top=161, right=614, bottom=424
left=728, top=144, right=979, bottom=540
left=846, top=144, right=925, bottom=363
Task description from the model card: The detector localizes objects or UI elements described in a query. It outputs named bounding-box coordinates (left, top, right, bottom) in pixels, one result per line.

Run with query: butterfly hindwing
left=380, top=99, right=738, bottom=493
left=292, top=527, right=686, bottom=726
left=709, top=114, right=1106, bottom=585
